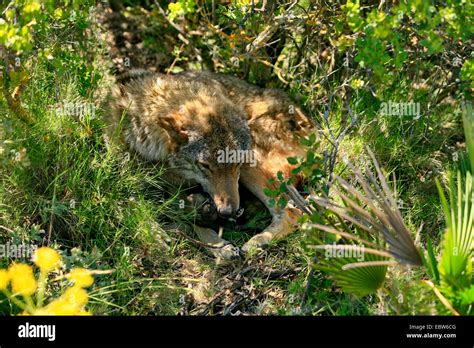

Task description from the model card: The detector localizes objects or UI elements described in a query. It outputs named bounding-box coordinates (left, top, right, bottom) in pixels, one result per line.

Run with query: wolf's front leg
left=240, top=165, right=302, bottom=252
left=241, top=207, right=301, bottom=252
left=193, top=225, right=241, bottom=260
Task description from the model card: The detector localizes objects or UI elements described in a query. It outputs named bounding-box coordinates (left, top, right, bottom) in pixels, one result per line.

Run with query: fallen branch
left=170, top=227, right=227, bottom=249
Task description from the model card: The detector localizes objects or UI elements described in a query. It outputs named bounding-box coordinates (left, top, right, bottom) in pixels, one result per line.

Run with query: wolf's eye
left=200, top=162, right=212, bottom=171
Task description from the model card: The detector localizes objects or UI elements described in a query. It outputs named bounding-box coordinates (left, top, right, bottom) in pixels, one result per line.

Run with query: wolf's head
left=167, top=96, right=253, bottom=218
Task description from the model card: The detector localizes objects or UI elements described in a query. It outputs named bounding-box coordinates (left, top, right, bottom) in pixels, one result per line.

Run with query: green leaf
left=263, top=188, right=278, bottom=198
left=277, top=171, right=284, bottom=181
left=462, top=102, right=474, bottom=169
left=436, top=170, right=474, bottom=288
left=278, top=197, right=287, bottom=209
left=317, top=253, right=388, bottom=297
left=267, top=198, right=276, bottom=208
left=426, top=237, right=440, bottom=284
left=278, top=182, right=287, bottom=192
left=287, top=157, right=298, bottom=165
left=300, top=137, right=311, bottom=146
left=291, top=167, right=302, bottom=174
left=459, top=285, right=474, bottom=305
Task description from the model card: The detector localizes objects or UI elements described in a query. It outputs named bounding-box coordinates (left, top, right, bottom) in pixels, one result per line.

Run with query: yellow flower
left=0, top=269, right=9, bottom=290
left=8, top=263, right=37, bottom=296
left=39, top=286, right=89, bottom=315
left=350, top=78, right=365, bottom=89
left=76, top=310, right=92, bottom=316
left=68, top=268, right=94, bottom=288
left=33, top=247, right=61, bottom=272
left=40, top=299, right=78, bottom=315
left=62, top=286, right=88, bottom=307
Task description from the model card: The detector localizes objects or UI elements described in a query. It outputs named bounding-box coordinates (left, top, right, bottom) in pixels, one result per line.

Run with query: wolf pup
left=106, top=70, right=315, bottom=259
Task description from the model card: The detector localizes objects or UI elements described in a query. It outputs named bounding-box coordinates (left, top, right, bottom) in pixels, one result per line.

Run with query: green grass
left=0, top=57, right=463, bottom=316
left=0, top=2, right=469, bottom=316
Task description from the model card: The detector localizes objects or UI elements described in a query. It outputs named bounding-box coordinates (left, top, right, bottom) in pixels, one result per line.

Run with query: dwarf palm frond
left=329, top=147, right=422, bottom=265
left=435, top=103, right=474, bottom=290
left=317, top=253, right=390, bottom=297
left=462, top=102, right=474, bottom=171
left=436, top=170, right=474, bottom=289
left=291, top=146, right=422, bottom=266
left=288, top=147, right=421, bottom=296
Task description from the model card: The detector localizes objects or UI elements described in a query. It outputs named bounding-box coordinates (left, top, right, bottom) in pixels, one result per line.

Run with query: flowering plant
left=0, top=247, right=96, bottom=315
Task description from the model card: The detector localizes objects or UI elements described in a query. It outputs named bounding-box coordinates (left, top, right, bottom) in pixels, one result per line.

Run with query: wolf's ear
left=160, top=112, right=191, bottom=143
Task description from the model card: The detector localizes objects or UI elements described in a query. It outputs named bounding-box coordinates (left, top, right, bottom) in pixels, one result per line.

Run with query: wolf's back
left=105, top=70, right=250, bottom=163
left=178, top=70, right=316, bottom=153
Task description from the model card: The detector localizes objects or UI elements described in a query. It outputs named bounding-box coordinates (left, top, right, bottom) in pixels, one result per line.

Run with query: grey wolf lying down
left=106, top=70, right=315, bottom=259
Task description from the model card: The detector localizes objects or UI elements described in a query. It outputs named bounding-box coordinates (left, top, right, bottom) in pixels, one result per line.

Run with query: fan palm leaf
left=316, top=253, right=389, bottom=297
left=436, top=165, right=474, bottom=289
left=303, top=147, right=422, bottom=266
left=462, top=102, right=474, bottom=170
left=291, top=147, right=422, bottom=296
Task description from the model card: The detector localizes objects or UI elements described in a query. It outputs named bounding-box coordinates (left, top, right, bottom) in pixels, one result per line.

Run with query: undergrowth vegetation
left=0, top=0, right=472, bottom=315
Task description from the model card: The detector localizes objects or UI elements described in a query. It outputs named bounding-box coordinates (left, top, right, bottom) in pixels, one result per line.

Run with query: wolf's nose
left=218, top=206, right=234, bottom=218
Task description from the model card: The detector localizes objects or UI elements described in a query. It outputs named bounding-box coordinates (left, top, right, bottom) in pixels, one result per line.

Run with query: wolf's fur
left=106, top=70, right=315, bottom=256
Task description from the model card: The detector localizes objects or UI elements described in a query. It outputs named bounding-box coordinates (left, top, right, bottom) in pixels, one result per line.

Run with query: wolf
left=106, top=70, right=315, bottom=259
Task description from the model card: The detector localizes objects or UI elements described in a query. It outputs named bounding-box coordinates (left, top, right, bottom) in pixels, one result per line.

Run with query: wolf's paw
left=210, top=243, right=241, bottom=260
left=241, top=232, right=273, bottom=254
